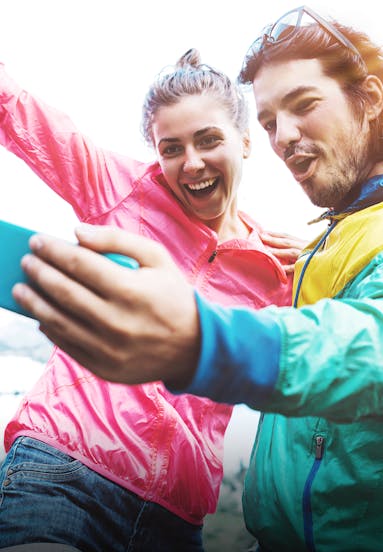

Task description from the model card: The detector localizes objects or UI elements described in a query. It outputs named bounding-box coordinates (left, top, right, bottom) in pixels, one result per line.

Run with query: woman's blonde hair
left=142, top=48, right=248, bottom=146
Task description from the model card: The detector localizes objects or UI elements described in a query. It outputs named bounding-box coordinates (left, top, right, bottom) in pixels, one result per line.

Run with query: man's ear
left=242, top=129, right=252, bottom=159
left=363, top=75, right=383, bottom=121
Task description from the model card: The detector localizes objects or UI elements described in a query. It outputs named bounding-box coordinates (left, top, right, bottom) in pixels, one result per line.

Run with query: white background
left=1, top=0, right=381, bottom=241
left=0, top=0, right=382, bottom=467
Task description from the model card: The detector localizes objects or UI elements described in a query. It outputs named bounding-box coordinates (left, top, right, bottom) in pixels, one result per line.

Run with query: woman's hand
left=260, top=229, right=308, bottom=274
left=12, top=225, right=200, bottom=388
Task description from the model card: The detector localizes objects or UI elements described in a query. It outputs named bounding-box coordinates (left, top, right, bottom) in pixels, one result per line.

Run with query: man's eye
left=295, top=99, right=317, bottom=113
left=263, top=120, right=276, bottom=132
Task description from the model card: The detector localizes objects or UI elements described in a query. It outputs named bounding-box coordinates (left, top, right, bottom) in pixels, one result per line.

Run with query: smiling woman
left=143, top=49, right=251, bottom=239
left=151, top=94, right=251, bottom=238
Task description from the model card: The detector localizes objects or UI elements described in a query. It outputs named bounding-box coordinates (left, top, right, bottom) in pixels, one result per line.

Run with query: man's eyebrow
left=158, top=126, right=222, bottom=146
left=257, top=86, right=318, bottom=122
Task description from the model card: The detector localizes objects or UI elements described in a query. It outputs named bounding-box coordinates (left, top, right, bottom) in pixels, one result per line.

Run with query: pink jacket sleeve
left=0, top=62, right=145, bottom=221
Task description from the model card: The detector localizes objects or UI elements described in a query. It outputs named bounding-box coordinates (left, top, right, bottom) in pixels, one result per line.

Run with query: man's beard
left=301, top=139, right=372, bottom=210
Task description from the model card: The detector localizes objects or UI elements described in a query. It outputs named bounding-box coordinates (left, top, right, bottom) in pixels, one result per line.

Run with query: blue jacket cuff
left=171, top=292, right=282, bottom=408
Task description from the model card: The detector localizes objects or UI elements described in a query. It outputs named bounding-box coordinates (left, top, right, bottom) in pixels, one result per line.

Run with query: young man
left=13, top=6, right=383, bottom=551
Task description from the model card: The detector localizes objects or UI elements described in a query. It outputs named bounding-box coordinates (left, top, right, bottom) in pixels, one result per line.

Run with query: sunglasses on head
left=245, top=5, right=363, bottom=62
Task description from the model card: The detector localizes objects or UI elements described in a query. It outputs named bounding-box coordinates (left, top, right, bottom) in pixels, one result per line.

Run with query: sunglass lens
left=246, top=24, right=272, bottom=56
left=270, top=9, right=318, bottom=43
left=270, top=11, right=301, bottom=42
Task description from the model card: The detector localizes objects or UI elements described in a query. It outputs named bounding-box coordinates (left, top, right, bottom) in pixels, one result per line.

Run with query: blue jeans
left=0, top=437, right=203, bottom=551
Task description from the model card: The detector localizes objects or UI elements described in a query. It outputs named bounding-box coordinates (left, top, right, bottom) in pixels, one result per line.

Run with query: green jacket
left=243, top=176, right=383, bottom=551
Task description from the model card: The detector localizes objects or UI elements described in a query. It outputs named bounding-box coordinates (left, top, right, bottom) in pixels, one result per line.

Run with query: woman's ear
left=363, top=75, right=383, bottom=121
left=242, top=129, right=252, bottom=159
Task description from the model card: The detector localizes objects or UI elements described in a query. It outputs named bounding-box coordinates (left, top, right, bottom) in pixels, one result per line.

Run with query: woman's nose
left=182, top=149, right=205, bottom=173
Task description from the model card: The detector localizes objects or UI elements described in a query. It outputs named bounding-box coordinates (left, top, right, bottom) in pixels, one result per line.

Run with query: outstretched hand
left=260, top=229, right=308, bottom=273
left=12, top=225, right=200, bottom=388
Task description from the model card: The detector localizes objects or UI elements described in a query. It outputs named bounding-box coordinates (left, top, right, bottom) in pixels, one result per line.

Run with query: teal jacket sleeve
left=179, top=291, right=282, bottom=407
left=177, top=255, right=383, bottom=422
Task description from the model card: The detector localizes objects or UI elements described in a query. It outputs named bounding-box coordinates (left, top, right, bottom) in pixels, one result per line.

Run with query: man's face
left=252, top=58, right=371, bottom=208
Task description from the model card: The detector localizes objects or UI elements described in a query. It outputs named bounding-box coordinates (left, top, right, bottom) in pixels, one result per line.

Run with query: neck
left=212, top=214, right=250, bottom=243
left=335, top=161, right=383, bottom=211
left=366, top=160, right=383, bottom=180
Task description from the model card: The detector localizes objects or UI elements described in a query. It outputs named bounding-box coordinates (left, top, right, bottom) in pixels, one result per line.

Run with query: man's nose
left=274, top=114, right=301, bottom=155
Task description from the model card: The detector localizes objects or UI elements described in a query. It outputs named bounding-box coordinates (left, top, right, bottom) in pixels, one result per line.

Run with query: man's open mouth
left=286, top=154, right=318, bottom=182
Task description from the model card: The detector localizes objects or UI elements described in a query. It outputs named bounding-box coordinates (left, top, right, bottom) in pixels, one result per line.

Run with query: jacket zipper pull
left=315, top=435, right=324, bottom=460
left=208, top=250, right=217, bottom=263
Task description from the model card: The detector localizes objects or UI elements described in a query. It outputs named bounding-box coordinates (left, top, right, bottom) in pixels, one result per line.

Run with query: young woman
left=0, top=49, right=296, bottom=550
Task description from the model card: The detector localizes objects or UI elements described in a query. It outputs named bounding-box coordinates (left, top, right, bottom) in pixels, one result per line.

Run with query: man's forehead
left=252, top=58, right=330, bottom=109
left=253, top=58, right=325, bottom=89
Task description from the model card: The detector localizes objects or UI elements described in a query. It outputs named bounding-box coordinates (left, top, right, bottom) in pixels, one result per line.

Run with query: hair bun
left=176, top=48, right=202, bottom=69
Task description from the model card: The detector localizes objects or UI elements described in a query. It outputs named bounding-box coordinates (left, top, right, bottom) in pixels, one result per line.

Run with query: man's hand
left=260, top=229, right=308, bottom=273
left=13, top=225, right=200, bottom=388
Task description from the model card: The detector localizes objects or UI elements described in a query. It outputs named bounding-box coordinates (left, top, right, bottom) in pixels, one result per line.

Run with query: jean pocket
left=2, top=436, right=87, bottom=484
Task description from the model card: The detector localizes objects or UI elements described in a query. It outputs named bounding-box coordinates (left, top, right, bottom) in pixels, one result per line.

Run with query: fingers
left=26, top=226, right=180, bottom=296
left=12, top=280, right=57, bottom=322
left=75, top=224, right=174, bottom=270
left=11, top=225, right=200, bottom=388
left=12, top=254, right=107, bottom=328
left=13, top=278, right=98, bottom=347
left=25, top=230, right=182, bottom=307
left=25, top=233, right=142, bottom=302
left=266, top=247, right=302, bottom=260
left=283, top=263, right=296, bottom=274
left=260, top=230, right=293, bottom=247
left=13, top=278, right=142, bottom=383
left=260, top=230, right=308, bottom=250
left=260, top=229, right=308, bottom=269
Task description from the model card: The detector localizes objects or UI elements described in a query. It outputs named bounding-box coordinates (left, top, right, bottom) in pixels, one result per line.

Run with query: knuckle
left=64, top=251, right=83, bottom=273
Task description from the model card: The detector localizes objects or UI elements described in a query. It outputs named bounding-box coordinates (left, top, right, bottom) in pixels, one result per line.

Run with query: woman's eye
left=162, top=144, right=183, bottom=157
left=199, top=136, right=221, bottom=147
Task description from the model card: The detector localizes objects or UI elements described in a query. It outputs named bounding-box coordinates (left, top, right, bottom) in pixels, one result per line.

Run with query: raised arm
left=0, top=62, right=140, bottom=220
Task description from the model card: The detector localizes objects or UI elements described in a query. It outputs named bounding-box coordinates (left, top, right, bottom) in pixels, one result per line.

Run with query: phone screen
left=0, top=219, right=139, bottom=318
left=0, top=220, right=35, bottom=317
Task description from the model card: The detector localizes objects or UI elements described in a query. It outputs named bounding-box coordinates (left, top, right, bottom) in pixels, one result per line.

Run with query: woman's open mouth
left=184, top=177, right=219, bottom=197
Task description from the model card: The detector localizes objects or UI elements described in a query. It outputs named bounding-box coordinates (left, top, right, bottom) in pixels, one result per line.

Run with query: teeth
left=186, top=178, right=216, bottom=191
left=294, top=158, right=308, bottom=167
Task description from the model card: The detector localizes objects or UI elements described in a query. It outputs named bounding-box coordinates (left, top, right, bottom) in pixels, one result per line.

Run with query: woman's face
left=152, top=94, right=250, bottom=226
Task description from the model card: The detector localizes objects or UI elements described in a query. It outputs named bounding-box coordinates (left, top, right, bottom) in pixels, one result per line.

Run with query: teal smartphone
left=0, top=219, right=139, bottom=318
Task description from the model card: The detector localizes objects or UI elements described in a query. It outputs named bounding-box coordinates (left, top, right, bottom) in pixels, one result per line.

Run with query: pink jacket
left=0, top=63, right=292, bottom=524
